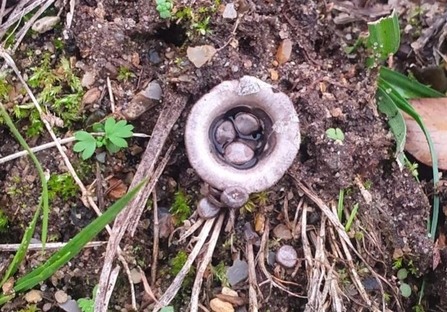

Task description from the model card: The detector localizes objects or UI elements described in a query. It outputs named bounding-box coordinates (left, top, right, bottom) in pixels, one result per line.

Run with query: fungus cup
left=185, top=76, right=300, bottom=195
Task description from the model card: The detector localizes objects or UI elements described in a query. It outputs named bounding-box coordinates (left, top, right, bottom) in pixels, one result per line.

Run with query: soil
left=0, top=0, right=446, bottom=311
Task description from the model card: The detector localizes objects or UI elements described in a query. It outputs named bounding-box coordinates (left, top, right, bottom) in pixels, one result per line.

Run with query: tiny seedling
left=48, top=173, right=78, bottom=200
left=397, top=268, right=412, bottom=298
left=73, top=117, right=134, bottom=160
left=326, top=127, right=345, bottom=142
left=77, top=285, right=98, bottom=312
left=117, top=66, right=135, bottom=81
left=155, top=0, right=173, bottom=19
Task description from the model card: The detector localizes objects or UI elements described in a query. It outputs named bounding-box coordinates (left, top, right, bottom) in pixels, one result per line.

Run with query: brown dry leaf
left=404, top=98, right=447, bottom=170
left=107, top=178, right=128, bottom=199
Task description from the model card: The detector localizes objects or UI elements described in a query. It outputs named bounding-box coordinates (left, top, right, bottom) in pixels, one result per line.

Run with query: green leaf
left=326, top=128, right=345, bottom=142
left=366, top=10, right=400, bottom=66
left=73, top=131, right=97, bottom=160
left=112, top=120, right=134, bottom=138
left=160, top=307, right=174, bottom=312
left=74, top=131, right=96, bottom=142
left=397, top=268, right=408, bottom=280
left=7, top=179, right=147, bottom=295
left=379, top=67, right=444, bottom=99
left=104, top=117, right=116, bottom=134
left=109, top=136, right=128, bottom=148
left=105, top=141, right=121, bottom=154
left=400, top=283, right=412, bottom=298
left=376, top=86, right=406, bottom=168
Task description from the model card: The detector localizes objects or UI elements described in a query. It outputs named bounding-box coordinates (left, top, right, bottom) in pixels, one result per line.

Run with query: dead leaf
left=107, top=178, right=128, bottom=199
left=186, top=45, right=216, bottom=68
left=82, top=87, right=101, bottom=105
left=404, top=98, right=447, bottom=170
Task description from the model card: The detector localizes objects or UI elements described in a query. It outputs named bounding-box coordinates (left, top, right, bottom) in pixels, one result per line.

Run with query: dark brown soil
left=1, top=0, right=446, bottom=311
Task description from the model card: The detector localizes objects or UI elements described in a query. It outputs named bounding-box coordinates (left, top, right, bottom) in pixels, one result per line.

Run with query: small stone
left=210, top=298, right=235, bottom=312
left=216, top=121, right=236, bottom=144
left=226, top=259, right=248, bottom=286
left=270, top=69, right=279, bottom=81
left=234, top=113, right=260, bottom=135
left=275, top=245, right=297, bottom=268
left=148, top=48, right=161, bottom=64
left=141, top=80, right=162, bottom=100
left=59, top=299, right=82, bottom=312
left=197, top=197, right=221, bottom=219
left=223, top=3, right=237, bottom=19
left=81, top=71, right=95, bottom=88
left=222, top=287, right=238, bottom=297
left=114, top=31, right=125, bottom=42
left=187, top=45, right=216, bottom=68
left=25, top=289, right=42, bottom=303
left=220, top=186, right=249, bottom=209
left=55, top=290, right=68, bottom=303
left=82, top=87, right=101, bottom=105
left=224, top=142, right=255, bottom=165
left=43, top=303, right=53, bottom=312
left=276, top=39, right=292, bottom=64
left=130, top=268, right=142, bottom=284
left=32, top=16, right=60, bottom=33
left=273, top=224, right=292, bottom=240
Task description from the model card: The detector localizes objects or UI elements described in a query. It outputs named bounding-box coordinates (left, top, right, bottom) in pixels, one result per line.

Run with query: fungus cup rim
left=185, top=76, right=300, bottom=193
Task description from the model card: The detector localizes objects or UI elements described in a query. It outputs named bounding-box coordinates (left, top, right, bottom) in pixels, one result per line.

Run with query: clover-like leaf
left=73, top=131, right=97, bottom=160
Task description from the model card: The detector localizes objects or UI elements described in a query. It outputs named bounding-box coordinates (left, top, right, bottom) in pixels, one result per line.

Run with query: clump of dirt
left=0, top=0, right=444, bottom=311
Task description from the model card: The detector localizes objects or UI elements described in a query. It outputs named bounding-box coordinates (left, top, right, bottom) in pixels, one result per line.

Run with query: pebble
left=220, top=186, right=249, bottom=208
left=130, top=268, right=142, bottom=284
left=148, top=48, right=161, bottom=64
left=210, top=298, right=234, bottom=312
left=276, top=39, right=292, bottom=64
left=197, top=197, right=221, bottom=219
left=82, top=87, right=101, bottom=105
left=32, top=16, right=60, bottom=33
left=273, top=224, right=292, bottom=240
left=275, top=245, right=297, bottom=268
left=122, top=81, right=162, bottom=120
left=81, top=71, right=96, bottom=88
left=226, top=259, right=248, bottom=286
left=270, top=69, right=279, bottom=81
left=25, top=289, right=42, bottom=303
left=59, top=299, right=82, bottom=312
left=187, top=45, right=216, bottom=68
left=216, top=121, right=236, bottom=144
left=223, top=3, right=237, bottom=19
left=224, top=142, right=255, bottom=165
left=234, top=113, right=260, bottom=135
left=55, top=290, right=68, bottom=303
left=222, top=287, right=238, bottom=297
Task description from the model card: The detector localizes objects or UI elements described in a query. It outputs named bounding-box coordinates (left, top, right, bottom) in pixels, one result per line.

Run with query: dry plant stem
left=107, top=77, right=115, bottom=113
left=291, top=175, right=384, bottom=312
left=12, top=0, right=55, bottom=52
left=246, top=242, right=259, bottom=312
left=0, top=0, right=6, bottom=25
left=0, top=241, right=106, bottom=251
left=151, top=190, right=159, bottom=286
left=190, top=213, right=225, bottom=312
left=138, top=266, right=159, bottom=304
left=0, top=0, right=50, bottom=36
left=173, top=218, right=204, bottom=245
left=95, top=143, right=176, bottom=312
left=105, top=265, right=120, bottom=307
left=292, top=198, right=303, bottom=239
left=0, top=133, right=150, bottom=165
left=153, top=218, right=217, bottom=311
left=0, top=49, right=89, bottom=206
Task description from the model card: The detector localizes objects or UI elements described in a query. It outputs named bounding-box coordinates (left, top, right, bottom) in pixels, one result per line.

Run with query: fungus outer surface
left=185, top=76, right=300, bottom=193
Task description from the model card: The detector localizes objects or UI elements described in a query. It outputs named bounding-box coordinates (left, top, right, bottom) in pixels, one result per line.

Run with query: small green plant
left=192, top=16, right=211, bottom=36
left=326, top=127, right=345, bottom=142
left=160, top=307, right=174, bottom=312
left=73, top=117, right=134, bottom=160
left=0, top=210, right=8, bottom=232
left=170, top=190, right=191, bottom=226
left=117, top=66, right=135, bottom=81
left=77, top=285, right=98, bottom=312
left=155, top=0, right=173, bottom=19
left=48, top=173, right=78, bottom=200
left=397, top=268, right=412, bottom=298
left=212, top=261, right=229, bottom=287
left=170, top=251, right=195, bottom=288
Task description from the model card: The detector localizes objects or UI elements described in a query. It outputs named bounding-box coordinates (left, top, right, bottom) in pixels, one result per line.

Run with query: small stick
left=107, top=77, right=115, bottom=113
left=139, top=266, right=159, bottom=304
left=190, top=213, right=225, bottom=312
left=246, top=242, right=259, bottom=312
left=0, top=241, right=107, bottom=251
left=151, top=190, right=159, bottom=286
left=153, top=218, right=216, bottom=311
